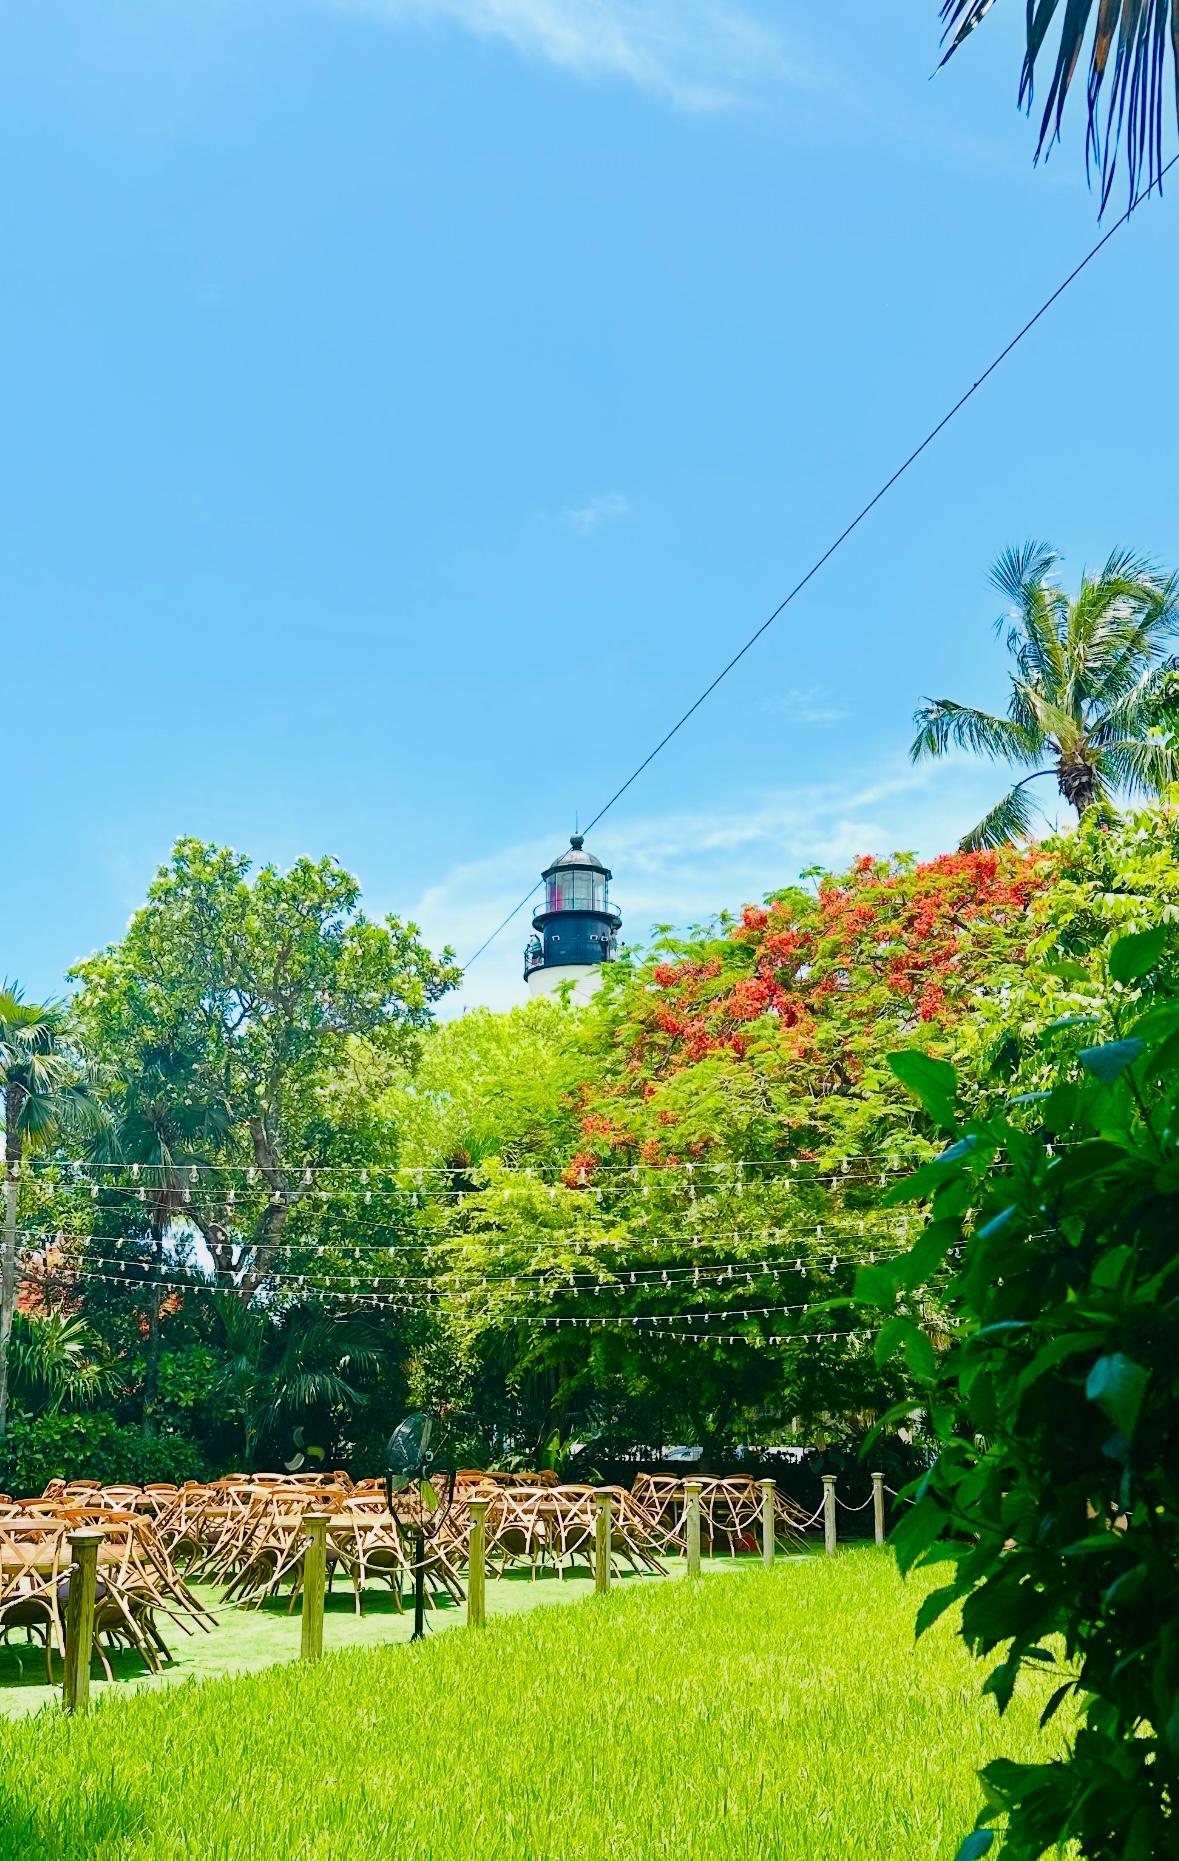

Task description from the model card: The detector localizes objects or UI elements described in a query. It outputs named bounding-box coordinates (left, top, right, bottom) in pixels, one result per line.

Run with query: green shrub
left=857, top=925, right=1179, bottom=1860
left=0, top=1412, right=207, bottom=1496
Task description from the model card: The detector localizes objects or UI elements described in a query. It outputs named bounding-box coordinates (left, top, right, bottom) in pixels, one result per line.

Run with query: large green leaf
left=886, top=1051, right=959, bottom=1130
left=914, top=1583, right=960, bottom=1638
left=1086, top=1353, right=1149, bottom=1435
left=854, top=1262, right=901, bottom=1308
left=953, top=1833, right=994, bottom=1861
left=1078, top=1039, right=1144, bottom=1084
left=1109, top=926, right=1167, bottom=985
left=889, top=1493, right=948, bottom=1573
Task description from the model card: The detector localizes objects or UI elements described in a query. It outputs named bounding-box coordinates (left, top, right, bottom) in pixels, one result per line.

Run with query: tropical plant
left=211, top=1299, right=387, bottom=1469
left=911, top=544, right=1179, bottom=851
left=6, top=1310, right=116, bottom=1415
left=855, top=924, right=1179, bottom=1860
left=938, top=0, right=1179, bottom=209
left=0, top=987, right=106, bottom=1444
left=570, top=844, right=1046, bottom=1165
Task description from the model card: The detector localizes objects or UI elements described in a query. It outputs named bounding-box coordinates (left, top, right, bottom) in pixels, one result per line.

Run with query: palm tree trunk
left=1057, top=745, right=1102, bottom=815
left=0, top=1101, right=25, bottom=1448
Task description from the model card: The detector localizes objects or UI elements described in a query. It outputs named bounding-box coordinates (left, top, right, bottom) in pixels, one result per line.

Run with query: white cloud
left=763, top=686, right=848, bottom=726
left=412, top=753, right=1059, bottom=1015
left=324, top=0, right=805, bottom=109
left=562, top=489, right=629, bottom=532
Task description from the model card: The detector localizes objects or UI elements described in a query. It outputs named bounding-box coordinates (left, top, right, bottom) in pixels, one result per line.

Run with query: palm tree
left=212, top=1300, right=386, bottom=1469
left=8, top=1310, right=117, bottom=1415
left=0, top=988, right=106, bottom=1444
left=911, top=543, right=1179, bottom=850
left=938, top=1, right=1176, bottom=209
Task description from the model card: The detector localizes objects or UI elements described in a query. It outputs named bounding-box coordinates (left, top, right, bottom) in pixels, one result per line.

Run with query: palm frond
left=989, top=542, right=1066, bottom=705
left=1092, top=661, right=1179, bottom=743
left=959, top=780, right=1046, bottom=852
left=268, top=1371, right=366, bottom=1424
left=1080, top=568, right=1179, bottom=711
left=911, top=699, right=1044, bottom=765
left=1099, top=734, right=1179, bottom=797
left=988, top=539, right=1060, bottom=611
left=211, top=1294, right=269, bottom=1363
left=941, top=0, right=1178, bottom=211
left=10, top=1312, right=117, bottom=1414
left=1062, top=554, right=1173, bottom=702
left=1006, top=681, right=1090, bottom=751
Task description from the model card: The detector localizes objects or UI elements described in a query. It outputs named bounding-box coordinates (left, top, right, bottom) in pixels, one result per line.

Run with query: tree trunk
left=0, top=1102, right=25, bottom=1448
left=236, top=1116, right=308, bottom=1298
left=1057, top=744, right=1102, bottom=814
left=142, top=1214, right=164, bottom=1438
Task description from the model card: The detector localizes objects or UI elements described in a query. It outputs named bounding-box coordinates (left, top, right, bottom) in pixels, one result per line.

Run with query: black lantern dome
left=524, top=836, right=621, bottom=987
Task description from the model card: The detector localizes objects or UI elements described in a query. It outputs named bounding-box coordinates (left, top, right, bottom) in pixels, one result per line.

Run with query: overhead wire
left=462, top=158, right=1178, bottom=971
left=20, top=1153, right=927, bottom=1178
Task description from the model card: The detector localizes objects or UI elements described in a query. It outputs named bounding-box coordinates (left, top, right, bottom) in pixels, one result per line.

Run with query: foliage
left=368, top=995, right=590, bottom=1172
left=0, top=1556, right=1065, bottom=1859
left=911, top=544, right=1179, bottom=849
left=573, top=844, right=1046, bottom=1166
left=70, top=837, right=460, bottom=1294
left=955, top=803, right=1179, bottom=1110
left=855, top=923, right=1179, bottom=1860
left=4, top=1310, right=115, bottom=1415
left=0, top=1410, right=206, bottom=1497
left=938, top=0, right=1177, bottom=210
left=209, top=1298, right=392, bottom=1470
left=0, top=986, right=106, bottom=1442
left=20, top=809, right=1179, bottom=1484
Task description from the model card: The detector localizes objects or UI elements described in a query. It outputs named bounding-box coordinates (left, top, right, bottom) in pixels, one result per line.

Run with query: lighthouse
left=523, top=835, right=621, bottom=1002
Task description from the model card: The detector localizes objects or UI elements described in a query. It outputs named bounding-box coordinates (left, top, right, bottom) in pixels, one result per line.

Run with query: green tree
left=211, top=1300, right=387, bottom=1470
left=71, top=839, right=460, bottom=1297
left=938, top=1, right=1177, bottom=209
left=0, top=988, right=105, bottom=1444
left=92, top=1043, right=227, bottom=1437
left=911, top=544, right=1179, bottom=851
left=368, top=995, right=589, bottom=1174
left=855, top=924, right=1179, bottom=1859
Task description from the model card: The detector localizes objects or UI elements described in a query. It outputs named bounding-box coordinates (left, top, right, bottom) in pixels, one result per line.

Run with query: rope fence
left=6, top=1465, right=917, bottom=1714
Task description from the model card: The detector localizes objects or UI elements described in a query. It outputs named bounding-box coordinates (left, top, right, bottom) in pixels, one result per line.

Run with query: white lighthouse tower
left=523, top=835, right=621, bottom=1004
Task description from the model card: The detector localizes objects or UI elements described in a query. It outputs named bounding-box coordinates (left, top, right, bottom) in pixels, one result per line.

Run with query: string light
left=18, top=1260, right=895, bottom=1344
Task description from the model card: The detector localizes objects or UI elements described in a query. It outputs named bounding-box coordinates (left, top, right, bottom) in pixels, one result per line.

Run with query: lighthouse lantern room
left=524, top=835, right=621, bottom=1001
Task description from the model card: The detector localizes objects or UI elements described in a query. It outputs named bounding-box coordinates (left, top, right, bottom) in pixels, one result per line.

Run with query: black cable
left=464, top=162, right=1176, bottom=970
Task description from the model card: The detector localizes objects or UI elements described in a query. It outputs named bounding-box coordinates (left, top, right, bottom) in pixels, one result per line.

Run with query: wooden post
left=684, top=1480, right=702, bottom=1579
left=300, top=1512, right=330, bottom=1661
left=63, top=1529, right=103, bottom=1714
left=872, top=1472, right=886, bottom=1547
left=594, top=1492, right=612, bottom=1594
left=822, top=1475, right=837, bottom=1556
left=468, top=1498, right=489, bottom=1628
left=758, top=1479, right=776, bottom=1567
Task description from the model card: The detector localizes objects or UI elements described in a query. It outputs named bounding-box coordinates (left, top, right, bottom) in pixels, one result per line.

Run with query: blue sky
left=4, top=2, right=1178, bottom=1011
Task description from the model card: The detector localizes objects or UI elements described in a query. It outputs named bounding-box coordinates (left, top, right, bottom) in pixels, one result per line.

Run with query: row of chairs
left=0, top=1471, right=809, bottom=1673
left=0, top=1502, right=216, bottom=1683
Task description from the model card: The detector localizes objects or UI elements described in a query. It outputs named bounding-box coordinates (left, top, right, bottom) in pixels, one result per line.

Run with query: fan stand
left=412, top=1531, right=426, bottom=1643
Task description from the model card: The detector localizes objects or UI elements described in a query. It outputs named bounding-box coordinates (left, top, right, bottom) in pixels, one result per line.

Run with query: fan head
left=385, top=1411, right=444, bottom=1488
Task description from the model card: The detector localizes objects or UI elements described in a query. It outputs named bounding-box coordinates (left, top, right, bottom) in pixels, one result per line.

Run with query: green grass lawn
left=0, top=1559, right=666, bottom=1718
left=0, top=1550, right=1065, bottom=1860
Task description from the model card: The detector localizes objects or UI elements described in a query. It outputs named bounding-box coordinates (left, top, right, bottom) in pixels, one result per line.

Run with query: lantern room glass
left=546, top=868, right=607, bottom=914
